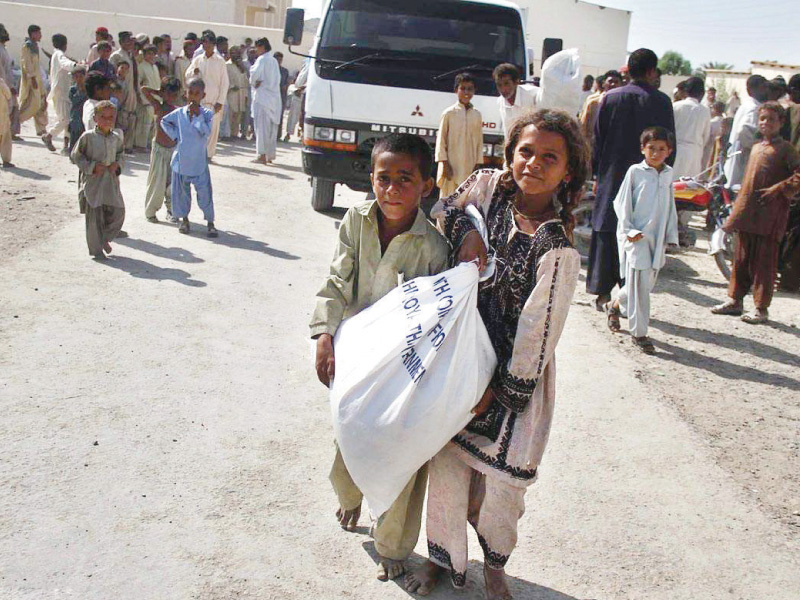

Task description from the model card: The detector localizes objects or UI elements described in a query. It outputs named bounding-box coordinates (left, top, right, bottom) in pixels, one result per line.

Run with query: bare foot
left=103, top=242, right=112, bottom=254
left=377, top=557, right=405, bottom=581
left=335, top=505, right=360, bottom=532
left=484, top=564, right=512, bottom=600
left=404, top=560, right=444, bottom=595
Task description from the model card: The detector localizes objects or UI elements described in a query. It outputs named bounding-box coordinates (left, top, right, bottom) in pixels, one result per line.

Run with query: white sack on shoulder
left=330, top=262, right=497, bottom=517
left=539, top=48, right=582, bottom=117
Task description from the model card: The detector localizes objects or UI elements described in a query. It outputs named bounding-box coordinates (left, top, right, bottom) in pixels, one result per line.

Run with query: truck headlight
left=336, top=129, right=357, bottom=143
left=315, top=127, right=335, bottom=141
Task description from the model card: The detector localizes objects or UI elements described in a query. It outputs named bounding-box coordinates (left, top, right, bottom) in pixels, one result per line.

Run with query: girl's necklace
left=512, top=198, right=557, bottom=223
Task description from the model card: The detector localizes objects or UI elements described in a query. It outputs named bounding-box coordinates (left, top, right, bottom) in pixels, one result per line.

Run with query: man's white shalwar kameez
left=613, top=161, right=679, bottom=337
left=724, top=96, right=761, bottom=189
left=672, top=97, right=711, bottom=179
left=497, top=84, right=539, bottom=139
left=249, top=51, right=281, bottom=161
left=186, top=52, right=229, bottom=158
left=46, top=49, right=76, bottom=139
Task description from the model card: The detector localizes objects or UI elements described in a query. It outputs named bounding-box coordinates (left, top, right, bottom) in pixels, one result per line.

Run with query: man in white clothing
left=186, top=32, right=229, bottom=159
left=724, top=75, right=768, bottom=190
left=493, top=63, right=539, bottom=138
left=249, top=37, right=282, bottom=164
left=44, top=33, right=76, bottom=152
left=672, top=77, right=711, bottom=179
left=701, top=86, right=716, bottom=110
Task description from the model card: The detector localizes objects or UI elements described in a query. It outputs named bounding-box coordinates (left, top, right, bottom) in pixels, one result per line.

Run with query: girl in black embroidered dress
left=405, top=110, right=589, bottom=599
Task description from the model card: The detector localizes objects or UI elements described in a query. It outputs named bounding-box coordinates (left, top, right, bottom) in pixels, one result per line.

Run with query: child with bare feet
left=142, top=77, right=180, bottom=223
left=405, top=110, right=585, bottom=599
left=309, top=133, right=449, bottom=581
left=70, top=101, right=126, bottom=260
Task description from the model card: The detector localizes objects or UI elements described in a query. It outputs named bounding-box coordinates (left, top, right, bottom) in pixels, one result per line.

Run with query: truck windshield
left=316, top=0, right=525, bottom=94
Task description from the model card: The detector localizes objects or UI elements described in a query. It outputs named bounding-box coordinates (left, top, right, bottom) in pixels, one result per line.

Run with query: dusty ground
left=1, top=116, right=799, bottom=600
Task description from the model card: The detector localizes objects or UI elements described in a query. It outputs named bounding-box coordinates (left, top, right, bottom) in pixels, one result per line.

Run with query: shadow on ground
left=362, top=542, right=582, bottom=600
left=115, top=237, right=204, bottom=264
left=653, top=338, right=800, bottom=392
left=210, top=230, right=301, bottom=260
left=99, top=255, right=206, bottom=287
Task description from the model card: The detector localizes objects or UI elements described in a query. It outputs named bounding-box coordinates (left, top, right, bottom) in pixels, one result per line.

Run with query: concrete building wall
left=11, top=0, right=290, bottom=28
left=515, top=0, right=631, bottom=76
left=0, top=0, right=310, bottom=72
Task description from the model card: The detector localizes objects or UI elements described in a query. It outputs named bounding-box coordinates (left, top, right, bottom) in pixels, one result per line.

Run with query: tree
left=658, top=51, right=692, bottom=76
left=702, top=61, right=734, bottom=71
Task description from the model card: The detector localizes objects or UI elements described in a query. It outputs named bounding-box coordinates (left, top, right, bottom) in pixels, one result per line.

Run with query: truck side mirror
left=284, top=8, right=305, bottom=46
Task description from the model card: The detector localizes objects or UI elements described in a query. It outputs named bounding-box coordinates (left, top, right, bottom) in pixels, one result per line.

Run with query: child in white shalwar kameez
left=608, top=126, right=679, bottom=354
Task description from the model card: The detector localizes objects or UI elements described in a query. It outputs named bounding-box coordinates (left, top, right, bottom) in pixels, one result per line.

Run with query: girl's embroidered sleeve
left=431, top=169, right=499, bottom=250
left=492, top=247, right=580, bottom=412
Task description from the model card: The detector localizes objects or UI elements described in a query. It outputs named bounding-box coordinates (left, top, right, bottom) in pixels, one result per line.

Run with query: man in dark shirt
left=275, top=51, right=289, bottom=141
left=588, top=48, right=676, bottom=310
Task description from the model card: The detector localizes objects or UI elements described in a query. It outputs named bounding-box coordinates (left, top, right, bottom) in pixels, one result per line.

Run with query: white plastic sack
left=539, top=48, right=582, bottom=117
left=330, top=262, right=497, bottom=517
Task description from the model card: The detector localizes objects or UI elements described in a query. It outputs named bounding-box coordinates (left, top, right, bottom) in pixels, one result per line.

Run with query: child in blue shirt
left=160, top=78, right=218, bottom=237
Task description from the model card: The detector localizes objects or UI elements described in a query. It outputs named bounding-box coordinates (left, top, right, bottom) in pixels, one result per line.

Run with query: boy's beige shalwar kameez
left=0, top=78, right=12, bottom=163
left=19, top=38, right=47, bottom=135
left=310, top=200, right=449, bottom=560
left=435, top=102, right=484, bottom=198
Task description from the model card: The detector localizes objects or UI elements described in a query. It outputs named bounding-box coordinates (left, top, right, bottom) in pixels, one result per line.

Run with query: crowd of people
left=0, top=22, right=311, bottom=255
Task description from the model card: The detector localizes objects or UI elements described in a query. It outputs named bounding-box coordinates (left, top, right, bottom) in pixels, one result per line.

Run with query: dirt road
left=1, top=124, right=798, bottom=600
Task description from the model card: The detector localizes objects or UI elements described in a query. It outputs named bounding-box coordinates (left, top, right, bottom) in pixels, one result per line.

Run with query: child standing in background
left=606, top=127, right=679, bottom=353
left=68, top=65, right=87, bottom=152
left=434, top=73, right=483, bottom=197
left=160, top=78, right=218, bottom=237
left=70, top=101, right=126, bottom=260
left=712, top=102, right=800, bottom=324
left=142, top=77, right=180, bottom=223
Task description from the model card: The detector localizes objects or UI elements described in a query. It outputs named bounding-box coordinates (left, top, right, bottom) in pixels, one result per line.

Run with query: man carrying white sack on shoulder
left=309, top=133, right=449, bottom=583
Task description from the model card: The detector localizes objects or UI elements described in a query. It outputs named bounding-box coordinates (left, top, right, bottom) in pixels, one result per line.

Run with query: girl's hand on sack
left=315, top=334, right=336, bottom=388
left=458, top=230, right=488, bottom=272
left=472, top=386, right=495, bottom=416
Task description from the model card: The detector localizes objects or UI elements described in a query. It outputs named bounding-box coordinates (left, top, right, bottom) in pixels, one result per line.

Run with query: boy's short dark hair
left=202, top=32, right=216, bottom=44
left=493, top=63, right=519, bottom=82
left=604, top=69, right=622, bottom=81
left=628, top=48, right=658, bottom=80
left=584, top=74, right=594, bottom=85
left=152, top=36, right=163, bottom=46
left=640, top=126, right=675, bottom=148
left=52, top=34, right=67, bottom=50
left=454, top=72, right=476, bottom=91
left=708, top=86, right=716, bottom=93
left=187, top=77, right=206, bottom=91
left=96, top=40, right=111, bottom=52
left=118, top=31, right=132, bottom=42
left=109, top=81, right=123, bottom=91
left=72, top=65, right=87, bottom=75
left=85, top=72, right=111, bottom=99
left=28, top=24, right=41, bottom=37
left=789, top=74, right=800, bottom=91
left=216, top=36, right=228, bottom=44
left=758, top=101, right=786, bottom=123
left=746, top=74, right=767, bottom=95
left=274, top=51, right=284, bottom=59
left=143, top=44, right=157, bottom=55
left=161, top=76, right=181, bottom=94
left=712, top=101, right=726, bottom=113
left=185, top=32, right=198, bottom=41
left=684, top=76, right=705, bottom=100
left=371, top=133, right=434, bottom=178
left=255, top=37, right=271, bottom=52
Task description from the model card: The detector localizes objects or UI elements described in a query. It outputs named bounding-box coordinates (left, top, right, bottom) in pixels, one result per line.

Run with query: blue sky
left=291, top=0, right=799, bottom=71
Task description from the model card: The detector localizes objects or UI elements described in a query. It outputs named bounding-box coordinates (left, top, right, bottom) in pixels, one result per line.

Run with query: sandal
left=710, top=301, right=743, bottom=316
left=632, top=336, right=656, bottom=354
left=179, top=220, right=190, bottom=234
left=741, top=309, right=768, bottom=324
left=604, top=302, right=621, bottom=333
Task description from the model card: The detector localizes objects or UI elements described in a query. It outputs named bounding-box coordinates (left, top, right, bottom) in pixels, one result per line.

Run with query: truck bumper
left=301, top=147, right=372, bottom=193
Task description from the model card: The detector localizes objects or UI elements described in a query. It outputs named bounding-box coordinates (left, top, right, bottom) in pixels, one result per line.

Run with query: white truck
left=283, top=0, right=531, bottom=210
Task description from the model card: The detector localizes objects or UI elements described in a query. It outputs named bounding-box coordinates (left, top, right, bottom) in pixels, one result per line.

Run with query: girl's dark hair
left=454, top=72, right=476, bottom=91
left=499, top=109, right=590, bottom=237
left=758, top=101, right=786, bottom=123
left=640, top=126, right=675, bottom=148
left=371, top=133, right=434, bottom=178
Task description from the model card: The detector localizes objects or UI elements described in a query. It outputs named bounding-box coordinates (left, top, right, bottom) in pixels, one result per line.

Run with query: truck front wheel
left=311, top=178, right=336, bottom=212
